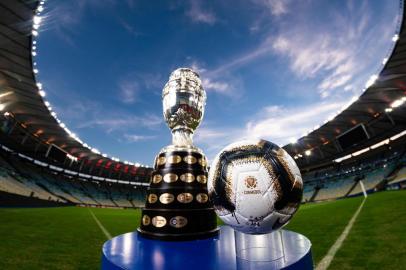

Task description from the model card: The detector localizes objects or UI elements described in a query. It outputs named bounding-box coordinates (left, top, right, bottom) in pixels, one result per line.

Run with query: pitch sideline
left=89, top=209, right=112, bottom=240
left=315, top=197, right=367, bottom=270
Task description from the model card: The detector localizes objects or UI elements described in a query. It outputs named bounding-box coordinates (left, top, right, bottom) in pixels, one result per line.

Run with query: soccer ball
left=208, top=139, right=303, bottom=234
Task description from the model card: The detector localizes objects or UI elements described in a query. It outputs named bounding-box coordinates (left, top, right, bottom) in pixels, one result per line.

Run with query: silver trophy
left=139, top=67, right=218, bottom=240
left=162, top=68, right=206, bottom=151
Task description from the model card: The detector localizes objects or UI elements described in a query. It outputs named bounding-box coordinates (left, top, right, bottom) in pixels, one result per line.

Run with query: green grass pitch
left=0, top=190, right=405, bottom=269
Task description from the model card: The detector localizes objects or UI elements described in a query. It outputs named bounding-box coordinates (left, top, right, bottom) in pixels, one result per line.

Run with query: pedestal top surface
left=101, top=226, right=313, bottom=270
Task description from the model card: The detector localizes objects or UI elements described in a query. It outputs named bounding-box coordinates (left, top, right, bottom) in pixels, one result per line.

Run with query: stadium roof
left=0, top=0, right=151, bottom=180
left=283, top=3, right=406, bottom=170
left=0, top=0, right=405, bottom=175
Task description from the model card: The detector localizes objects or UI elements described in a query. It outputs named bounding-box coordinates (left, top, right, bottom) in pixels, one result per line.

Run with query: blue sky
left=35, top=0, right=401, bottom=165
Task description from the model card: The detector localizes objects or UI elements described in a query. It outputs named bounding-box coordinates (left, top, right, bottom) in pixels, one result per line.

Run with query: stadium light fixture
left=352, top=148, right=369, bottom=156
left=33, top=16, right=42, bottom=25
left=305, top=150, right=311, bottom=156
left=382, top=58, right=388, bottom=65
left=32, top=30, right=38, bottom=36
left=4, top=112, right=10, bottom=116
left=370, top=139, right=389, bottom=150
left=289, top=137, right=297, bottom=144
left=33, top=68, right=39, bottom=74
left=390, top=130, right=406, bottom=141
left=334, top=154, right=351, bottom=163
left=391, top=98, right=404, bottom=108
left=385, top=108, right=393, bottom=113
left=0, top=91, right=13, bottom=99
left=365, top=74, right=378, bottom=88
left=392, top=34, right=399, bottom=42
left=39, top=90, right=46, bottom=97
left=350, top=96, right=358, bottom=103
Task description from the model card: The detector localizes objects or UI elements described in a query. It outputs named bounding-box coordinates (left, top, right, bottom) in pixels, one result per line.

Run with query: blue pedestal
left=101, top=226, right=313, bottom=270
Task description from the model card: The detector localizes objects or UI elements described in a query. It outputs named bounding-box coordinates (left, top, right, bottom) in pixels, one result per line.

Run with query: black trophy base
left=138, top=208, right=219, bottom=241
left=137, top=227, right=219, bottom=241
left=140, top=149, right=218, bottom=241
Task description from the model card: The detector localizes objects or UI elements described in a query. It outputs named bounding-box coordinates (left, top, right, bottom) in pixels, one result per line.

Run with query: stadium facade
left=0, top=0, right=405, bottom=208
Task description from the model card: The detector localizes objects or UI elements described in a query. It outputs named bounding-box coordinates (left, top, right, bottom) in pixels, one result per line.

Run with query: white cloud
left=190, top=61, right=235, bottom=96
left=48, top=0, right=117, bottom=46
left=244, top=101, right=347, bottom=143
left=202, top=78, right=231, bottom=94
left=203, top=0, right=397, bottom=102
left=266, top=2, right=394, bottom=98
left=76, top=113, right=162, bottom=133
left=186, top=1, right=217, bottom=25
left=123, top=134, right=156, bottom=142
left=118, top=18, right=142, bottom=37
left=209, top=37, right=273, bottom=75
left=255, top=0, right=290, bottom=16
left=118, top=79, right=138, bottom=104
left=196, top=100, right=348, bottom=161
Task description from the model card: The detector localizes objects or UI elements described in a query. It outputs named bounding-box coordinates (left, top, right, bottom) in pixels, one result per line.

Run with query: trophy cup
left=138, top=68, right=219, bottom=240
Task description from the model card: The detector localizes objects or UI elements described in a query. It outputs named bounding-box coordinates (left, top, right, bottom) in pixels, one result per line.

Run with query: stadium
left=0, top=0, right=405, bottom=269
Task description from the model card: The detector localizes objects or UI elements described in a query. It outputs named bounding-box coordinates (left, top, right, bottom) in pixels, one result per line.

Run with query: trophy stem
left=172, top=128, right=194, bottom=147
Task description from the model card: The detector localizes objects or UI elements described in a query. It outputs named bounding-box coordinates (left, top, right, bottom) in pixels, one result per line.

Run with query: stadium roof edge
left=283, top=1, right=406, bottom=170
left=0, top=0, right=152, bottom=177
left=0, top=0, right=405, bottom=174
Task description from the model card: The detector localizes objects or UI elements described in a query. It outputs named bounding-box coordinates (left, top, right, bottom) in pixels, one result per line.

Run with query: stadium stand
left=0, top=147, right=147, bottom=208
left=302, top=140, right=406, bottom=202
left=0, top=0, right=405, bottom=208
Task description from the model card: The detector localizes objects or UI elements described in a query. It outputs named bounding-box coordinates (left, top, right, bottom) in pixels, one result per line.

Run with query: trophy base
left=102, top=226, right=314, bottom=270
left=138, top=208, right=218, bottom=241
left=137, top=227, right=219, bottom=241
left=139, top=147, right=217, bottom=241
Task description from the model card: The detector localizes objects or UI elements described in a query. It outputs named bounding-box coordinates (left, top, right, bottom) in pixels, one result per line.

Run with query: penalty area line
left=89, top=209, right=112, bottom=240
left=316, top=198, right=367, bottom=270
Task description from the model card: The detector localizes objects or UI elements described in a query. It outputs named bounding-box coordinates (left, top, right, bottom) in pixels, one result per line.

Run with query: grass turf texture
left=0, top=190, right=404, bottom=269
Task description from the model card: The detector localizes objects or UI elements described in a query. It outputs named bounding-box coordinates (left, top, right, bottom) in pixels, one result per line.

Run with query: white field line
left=359, top=180, right=368, bottom=198
left=89, top=209, right=112, bottom=240
left=316, top=198, right=367, bottom=270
